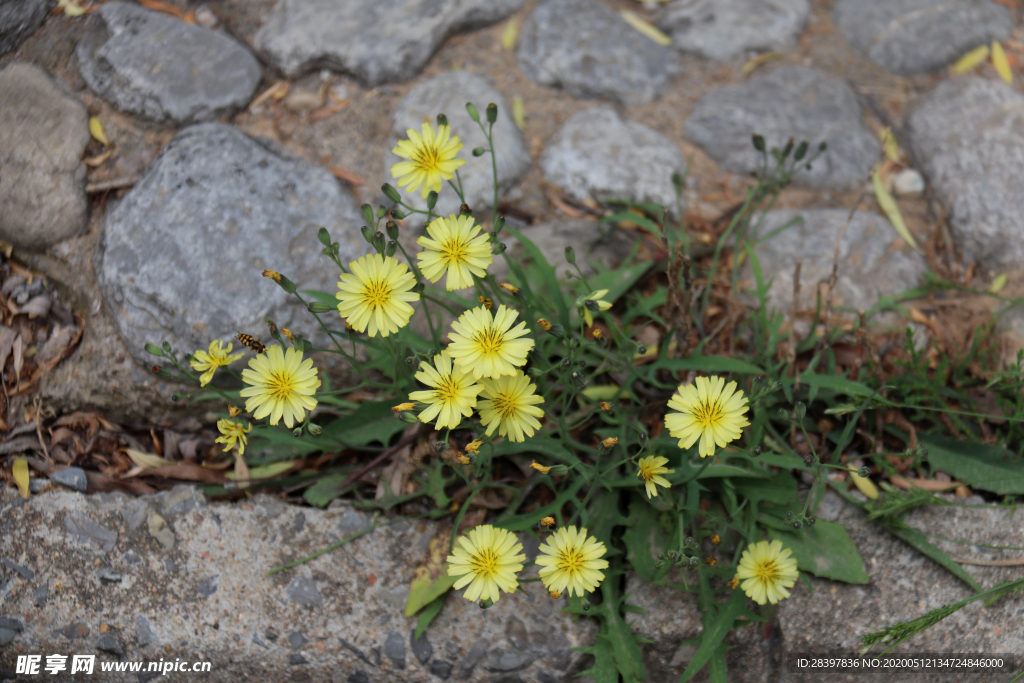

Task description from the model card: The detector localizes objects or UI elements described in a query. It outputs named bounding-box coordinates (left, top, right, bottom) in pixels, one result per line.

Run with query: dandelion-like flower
left=240, top=346, right=320, bottom=428
left=446, top=524, right=525, bottom=604
left=336, top=254, right=420, bottom=338
left=447, top=305, right=534, bottom=380
left=665, top=375, right=750, bottom=458
left=637, top=455, right=674, bottom=499
left=408, top=351, right=483, bottom=430
left=536, top=526, right=609, bottom=598
left=390, top=122, right=466, bottom=198
left=417, top=214, right=493, bottom=291
left=734, top=539, right=799, bottom=605
left=189, top=340, right=244, bottom=387
left=478, top=371, right=545, bottom=443
left=578, top=290, right=613, bottom=327
left=215, top=419, right=251, bottom=456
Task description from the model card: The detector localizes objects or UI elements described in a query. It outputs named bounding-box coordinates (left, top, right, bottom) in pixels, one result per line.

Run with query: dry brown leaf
left=83, top=149, right=115, bottom=167
left=0, top=326, right=16, bottom=370
left=328, top=166, right=366, bottom=185
left=19, top=295, right=51, bottom=319
left=133, top=462, right=227, bottom=483
left=12, top=334, right=23, bottom=384
left=889, top=474, right=963, bottom=491
left=545, top=189, right=584, bottom=217
left=136, top=0, right=184, bottom=17
left=250, top=81, right=290, bottom=109
left=234, top=455, right=251, bottom=489
left=124, top=448, right=170, bottom=470
left=309, top=99, right=351, bottom=122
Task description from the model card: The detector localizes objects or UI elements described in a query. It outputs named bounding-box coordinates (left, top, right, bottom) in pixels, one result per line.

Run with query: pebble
left=76, top=2, right=261, bottom=125
left=428, top=659, right=453, bottom=680
left=410, top=628, right=432, bottom=664
left=286, top=576, right=324, bottom=608
left=33, top=584, right=47, bottom=607
left=0, top=0, right=50, bottom=56
left=197, top=575, right=218, bottom=597
left=0, top=628, right=17, bottom=646
left=384, top=71, right=530, bottom=218
left=833, top=0, right=1012, bottom=75
left=96, top=633, right=126, bottom=657
left=483, top=649, right=535, bottom=672
left=685, top=66, right=879, bottom=190
left=539, top=106, right=685, bottom=217
left=504, top=617, right=529, bottom=650
left=146, top=513, right=175, bottom=551
left=158, top=485, right=208, bottom=517
left=64, top=514, right=118, bottom=553
left=0, top=558, right=34, bottom=581
left=288, top=631, right=309, bottom=650
left=62, top=623, right=91, bottom=639
left=121, top=550, right=141, bottom=566
left=347, top=672, right=370, bottom=683
left=289, top=653, right=308, bottom=666
left=332, top=504, right=371, bottom=535
left=655, top=0, right=810, bottom=61
left=97, top=122, right=364, bottom=367
left=384, top=630, right=406, bottom=669
left=119, top=499, right=151, bottom=531
left=906, top=77, right=1024, bottom=270
left=135, top=615, right=155, bottom=647
left=0, top=617, right=23, bottom=632
left=50, top=466, right=88, bottom=493
left=891, top=168, right=925, bottom=197
left=518, top=0, right=681, bottom=105
left=255, top=0, right=521, bottom=83
left=98, top=567, right=122, bottom=583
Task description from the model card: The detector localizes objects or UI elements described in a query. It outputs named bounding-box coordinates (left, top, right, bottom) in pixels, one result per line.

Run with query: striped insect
left=236, top=333, right=266, bottom=354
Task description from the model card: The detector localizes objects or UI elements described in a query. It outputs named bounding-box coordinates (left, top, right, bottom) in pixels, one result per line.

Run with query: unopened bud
left=391, top=208, right=407, bottom=220
left=460, top=203, right=472, bottom=216
left=792, top=519, right=803, bottom=529
left=858, top=466, right=870, bottom=478
left=546, top=465, right=569, bottom=476
left=426, top=190, right=438, bottom=210
left=386, top=221, right=399, bottom=239
left=637, top=344, right=647, bottom=355
left=399, top=412, right=419, bottom=424
left=386, top=240, right=398, bottom=257
left=360, top=225, right=374, bottom=244
left=485, top=103, right=497, bottom=124
left=360, top=203, right=374, bottom=225
left=145, top=343, right=164, bottom=357
left=307, top=301, right=336, bottom=313
left=638, top=432, right=648, bottom=448
left=170, top=392, right=182, bottom=402
left=750, top=446, right=762, bottom=458
left=705, top=556, right=717, bottom=567
left=564, top=246, right=576, bottom=265
left=317, top=226, right=332, bottom=246
left=292, top=427, right=303, bottom=437
left=491, top=242, right=506, bottom=255
left=727, top=578, right=740, bottom=590
left=434, top=441, right=448, bottom=454
left=472, top=147, right=486, bottom=157
left=479, top=598, right=494, bottom=609
left=803, top=455, right=814, bottom=467
left=688, top=556, right=700, bottom=568
left=393, top=403, right=415, bottom=413
left=540, top=516, right=555, bottom=527
left=381, top=183, right=402, bottom=204
left=752, top=134, right=766, bottom=152
left=466, top=102, right=480, bottom=122
left=493, top=215, right=505, bottom=234
left=436, top=113, right=448, bottom=128
left=710, top=534, right=720, bottom=545
left=793, top=402, right=806, bottom=420
left=308, top=422, right=322, bottom=436
left=530, top=461, right=552, bottom=474
left=794, top=140, right=809, bottom=161
left=805, top=516, right=816, bottom=527
left=498, top=282, right=519, bottom=294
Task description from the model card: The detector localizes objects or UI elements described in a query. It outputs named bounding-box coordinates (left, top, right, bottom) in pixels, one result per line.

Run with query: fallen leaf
left=512, top=96, right=525, bottom=131
left=406, top=533, right=457, bottom=617
left=89, top=117, right=109, bottom=146
left=992, top=41, right=1013, bottom=83
left=124, top=448, right=170, bottom=470
left=872, top=167, right=920, bottom=252
left=250, top=81, right=290, bottom=109
left=13, top=459, right=30, bottom=498
left=850, top=471, right=878, bottom=499
left=308, top=99, right=350, bottom=122
left=501, top=17, right=519, bottom=50
left=233, top=455, right=251, bottom=489
left=953, top=44, right=990, bottom=73
left=889, top=474, right=963, bottom=491
left=136, top=0, right=184, bottom=17
left=988, top=273, right=1008, bottom=294
left=545, top=189, right=584, bottom=217
left=12, top=334, right=23, bottom=384
left=56, top=0, right=87, bottom=17
left=878, top=127, right=900, bottom=164
left=328, top=166, right=366, bottom=185
left=226, top=460, right=293, bottom=480
left=131, top=462, right=227, bottom=483
left=741, top=51, right=784, bottom=76
left=619, top=10, right=671, bottom=46
left=83, top=149, right=114, bottom=167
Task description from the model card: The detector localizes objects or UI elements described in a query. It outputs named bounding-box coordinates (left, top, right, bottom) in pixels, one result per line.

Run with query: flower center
left=414, top=145, right=442, bottom=172
left=754, top=560, right=780, bottom=583
left=269, top=372, right=296, bottom=401
left=639, top=465, right=656, bottom=483
left=471, top=548, right=498, bottom=577
left=441, top=237, right=468, bottom=265
left=363, top=278, right=393, bottom=309
left=436, top=375, right=461, bottom=403
left=557, top=548, right=584, bottom=575
left=492, top=392, right=519, bottom=419
left=694, top=398, right=724, bottom=428
left=473, top=326, right=503, bottom=355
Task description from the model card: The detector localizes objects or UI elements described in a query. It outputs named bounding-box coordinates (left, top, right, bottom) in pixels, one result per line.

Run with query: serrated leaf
left=89, top=116, right=109, bottom=145
left=992, top=41, right=1013, bottom=83
left=406, top=535, right=457, bottom=617
left=681, top=589, right=750, bottom=681
left=512, top=96, right=525, bottom=131
left=872, top=168, right=920, bottom=251
left=303, top=473, right=349, bottom=507
left=767, top=520, right=869, bottom=584
left=576, top=636, right=620, bottom=683
left=620, top=10, right=671, bottom=45
left=919, top=434, right=1024, bottom=495
left=13, top=459, right=29, bottom=499
left=953, top=44, right=990, bottom=73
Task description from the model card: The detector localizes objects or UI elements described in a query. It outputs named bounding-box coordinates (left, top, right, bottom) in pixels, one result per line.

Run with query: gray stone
left=158, top=485, right=207, bottom=517
left=289, top=653, right=308, bottom=665
left=347, top=673, right=370, bottom=683
left=483, top=649, right=534, bottom=672
left=255, top=0, right=522, bottom=84
left=197, top=575, right=218, bottom=597
left=428, top=659, right=453, bottom=680
left=50, top=467, right=88, bottom=492
left=492, top=219, right=637, bottom=284
left=292, top=512, right=306, bottom=535
left=34, top=584, right=47, bottom=606
left=64, top=513, right=118, bottom=553
left=743, top=209, right=927, bottom=317
left=120, top=499, right=151, bottom=531
left=135, top=615, right=155, bottom=646
left=333, top=503, right=371, bottom=535
left=98, top=567, right=122, bottom=583
left=0, top=628, right=16, bottom=646
left=410, top=628, right=432, bottom=664
left=96, top=122, right=364, bottom=368
left=833, top=0, right=1012, bottom=75
left=655, top=0, right=810, bottom=62
left=287, top=576, right=324, bottom=608
left=892, top=168, right=925, bottom=197
left=77, top=2, right=261, bottom=125
left=686, top=66, right=880, bottom=190
left=375, top=586, right=410, bottom=610
left=539, top=107, right=685, bottom=217
left=288, top=631, right=309, bottom=650
left=0, top=558, right=34, bottom=580
left=906, top=77, right=1024, bottom=270
left=384, top=630, right=406, bottom=669
left=384, top=71, right=530, bottom=218
left=504, top=616, right=528, bottom=650
left=97, top=633, right=126, bottom=657
left=0, top=617, right=23, bottom=632
left=518, top=0, right=681, bottom=105
left=122, top=550, right=141, bottom=566
left=0, top=0, right=50, bottom=56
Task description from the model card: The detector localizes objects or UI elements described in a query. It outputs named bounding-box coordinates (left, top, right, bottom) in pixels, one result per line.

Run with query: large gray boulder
left=0, top=0, right=50, bottom=56
left=656, top=0, right=810, bottom=62
left=833, top=0, right=1012, bottom=75
left=77, top=2, right=262, bottom=125
left=0, top=62, right=90, bottom=250
left=255, top=0, right=523, bottom=84
left=517, top=0, right=682, bottom=105
left=685, top=66, right=880, bottom=190
left=906, top=77, right=1024, bottom=271
left=97, top=123, right=365, bottom=367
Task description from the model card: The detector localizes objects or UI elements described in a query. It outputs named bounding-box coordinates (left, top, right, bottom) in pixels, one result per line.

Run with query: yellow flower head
left=189, top=340, right=244, bottom=387
left=464, top=439, right=482, bottom=454
left=600, top=401, right=612, bottom=412
left=478, top=371, right=545, bottom=443
left=417, top=214, right=493, bottom=291
left=637, top=455, right=674, bottom=499
left=228, top=405, right=242, bottom=418
left=336, top=253, right=420, bottom=338
left=407, top=351, right=483, bottom=430
left=536, top=318, right=552, bottom=331
left=530, top=461, right=551, bottom=474
left=549, top=590, right=562, bottom=599
left=499, top=282, right=519, bottom=294
left=446, top=524, right=525, bottom=604
left=602, top=437, right=618, bottom=449
left=390, top=122, right=466, bottom=198
left=734, top=539, right=799, bottom=605
left=536, top=526, right=609, bottom=598
left=215, top=419, right=251, bottom=456
left=665, top=375, right=750, bottom=458
left=578, top=289, right=612, bottom=327
left=392, top=402, right=415, bottom=412
left=540, top=516, right=556, bottom=527
left=447, top=305, right=534, bottom=380
left=239, top=346, right=320, bottom=428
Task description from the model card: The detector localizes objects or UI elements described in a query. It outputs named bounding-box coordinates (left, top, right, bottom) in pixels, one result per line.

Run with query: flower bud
left=684, top=536, right=695, bottom=547
left=386, top=220, right=399, bottom=240
left=819, top=141, right=828, bottom=152
left=638, top=432, right=648, bottom=448
left=536, top=318, right=552, bottom=331
left=460, top=203, right=473, bottom=216
left=472, top=147, right=486, bottom=157
left=705, top=556, right=717, bottom=567
left=477, top=296, right=493, bottom=310
left=360, top=225, right=374, bottom=244
left=667, top=550, right=677, bottom=560
left=750, top=446, right=762, bottom=458
left=688, top=556, right=700, bottom=568
left=360, top=203, right=374, bottom=225
left=486, top=103, right=498, bottom=124
left=564, top=246, right=576, bottom=265
left=710, top=534, right=721, bottom=545
left=151, top=365, right=171, bottom=378
left=307, top=301, right=336, bottom=313
left=571, top=371, right=586, bottom=388
left=752, top=134, right=766, bottom=152
left=548, top=323, right=565, bottom=337
left=317, top=226, right=331, bottom=246
left=491, top=242, right=506, bottom=255
left=399, top=412, right=419, bottom=424
left=599, top=401, right=612, bottom=412
left=381, top=183, right=402, bottom=204
left=803, top=455, right=814, bottom=467
left=781, top=137, right=794, bottom=159
left=498, top=282, right=519, bottom=295
left=794, top=140, right=808, bottom=161
left=162, top=341, right=173, bottom=353
left=292, top=426, right=304, bottom=437
left=792, top=519, right=803, bottom=529
left=308, top=422, right=322, bottom=436
left=393, top=403, right=415, bottom=413
left=386, top=240, right=398, bottom=257
left=434, top=441, right=448, bottom=454
left=547, top=465, right=568, bottom=476
left=372, top=231, right=386, bottom=253
left=263, top=270, right=296, bottom=294
left=171, top=392, right=182, bottom=402
left=805, top=517, right=816, bottom=527
left=637, top=344, right=647, bottom=355
left=145, top=343, right=165, bottom=357
left=479, top=598, right=494, bottom=609
left=391, top=207, right=407, bottom=220
left=493, top=215, right=505, bottom=234
left=426, top=190, right=438, bottom=210
left=466, top=102, right=480, bottom=122
left=858, top=466, right=870, bottom=478
left=793, top=402, right=806, bottom=420
left=540, top=516, right=555, bottom=527
left=727, top=578, right=740, bottom=590
left=436, top=113, right=448, bottom=128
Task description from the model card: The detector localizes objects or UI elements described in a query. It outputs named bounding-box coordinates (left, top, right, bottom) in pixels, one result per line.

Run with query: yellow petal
left=988, top=273, right=1008, bottom=294
left=879, top=127, right=900, bottom=164
left=872, top=167, right=920, bottom=252
left=512, top=96, right=526, bottom=131
left=13, top=458, right=30, bottom=499
left=619, top=10, right=671, bottom=46
left=992, top=41, right=1013, bottom=84
left=89, top=117, right=110, bottom=146
left=501, top=18, right=519, bottom=51
left=953, top=44, right=990, bottom=74
left=851, top=471, right=879, bottom=500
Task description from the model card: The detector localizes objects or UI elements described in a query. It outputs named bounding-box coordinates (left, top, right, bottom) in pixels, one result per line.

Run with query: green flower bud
left=492, top=215, right=505, bottom=234
left=307, top=301, right=336, bottom=313
left=426, top=190, right=438, bottom=210
left=145, top=343, right=165, bottom=357
left=486, top=103, right=497, bottom=124
left=391, top=208, right=407, bottom=220
left=794, top=140, right=808, bottom=161
left=752, top=134, right=766, bottom=152
left=308, top=422, right=322, bottom=436
left=491, top=242, right=506, bottom=255
left=637, top=344, right=647, bottom=355
left=750, top=446, right=762, bottom=458
left=793, top=401, right=806, bottom=420
left=436, top=113, right=448, bottom=128
left=360, top=203, right=374, bottom=225
left=472, top=147, right=486, bottom=157
left=293, top=426, right=304, bottom=437
left=638, top=432, right=648, bottom=448
left=386, top=240, right=398, bottom=257
left=386, top=220, right=399, bottom=240
left=671, top=172, right=684, bottom=193
left=547, top=465, right=569, bottom=476
left=792, top=519, right=803, bottom=529
left=372, top=232, right=386, bottom=254
left=162, top=341, right=173, bottom=353
left=478, top=598, right=493, bottom=609
left=805, top=516, right=816, bottom=527
left=434, top=441, right=448, bottom=453
left=399, top=411, right=419, bottom=424
left=170, top=392, right=181, bottom=402
left=377, top=205, right=386, bottom=219
left=564, top=246, right=576, bottom=265
left=317, top=226, right=331, bottom=246
left=466, top=102, right=480, bottom=122
left=381, top=183, right=402, bottom=204
left=548, top=324, right=565, bottom=337
left=782, top=137, right=794, bottom=159
left=360, top=225, right=374, bottom=244
left=688, top=556, right=699, bottom=568
left=858, top=466, right=870, bottom=478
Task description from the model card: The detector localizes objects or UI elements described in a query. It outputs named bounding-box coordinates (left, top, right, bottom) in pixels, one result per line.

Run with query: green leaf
left=322, top=400, right=408, bottom=447
left=303, top=473, right=350, bottom=508
left=767, top=520, right=869, bottom=584
left=300, top=289, right=338, bottom=307
left=681, top=589, right=749, bottom=681
left=877, top=520, right=982, bottom=592
left=504, top=226, right=570, bottom=327
left=575, top=636, right=620, bottom=683
left=732, top=471, right=797, bottom=505
left=795, top=373, right=875, bottom=398
left=414, top=595, right=445, bottom=640
left=586, top=250, right=654, bottom=304
left=919, top=434, right=1024, bottom=495
left=488, top=436, right=583, bottom=469
left=406, top=535, right=457, bottom=617
left=226, top=460, right=294, bottom=480
left=653, top=356, right=765, bottom=376
left=623, top=499, right=675, bottom=582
